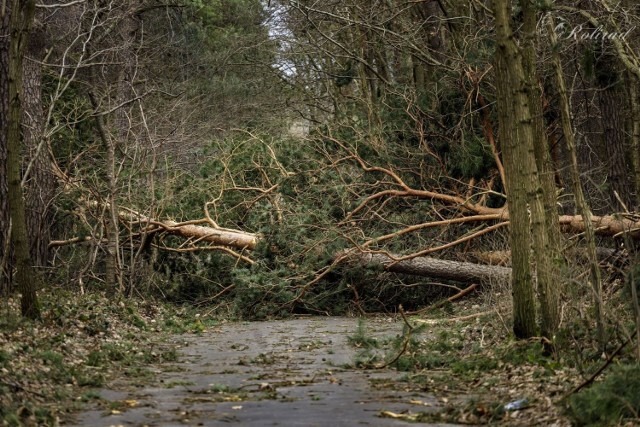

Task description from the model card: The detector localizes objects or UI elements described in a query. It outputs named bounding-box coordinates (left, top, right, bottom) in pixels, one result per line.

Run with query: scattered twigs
left=0, top=380, right=46, bottom=399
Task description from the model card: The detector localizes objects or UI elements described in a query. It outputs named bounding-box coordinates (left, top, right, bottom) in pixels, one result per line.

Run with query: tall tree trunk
left=111, top=8, right=139, bottom=293
left=493, top=0, right=536, bottom=339
left=23, top=16, right=53, bottom=268
left=630, top=73, right=640, bottom=208
left=0, top=0, right=11, bottom=292
left=493, top=0, right=559, bottom=339
left=88, top=90, right=121, bottom=291
left=596, top=55, right=634, bottom=211
left=7, top=0, right=41, bottom=318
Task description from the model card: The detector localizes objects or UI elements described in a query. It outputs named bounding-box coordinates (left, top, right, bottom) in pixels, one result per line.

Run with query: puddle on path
left=72, top=317, right=455, bottom=426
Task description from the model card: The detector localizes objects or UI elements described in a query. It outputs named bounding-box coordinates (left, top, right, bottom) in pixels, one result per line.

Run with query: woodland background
left=2, top=0, right=640, bottom=330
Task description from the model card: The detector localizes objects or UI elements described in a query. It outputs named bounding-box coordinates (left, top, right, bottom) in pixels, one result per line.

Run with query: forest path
left=72, top=317, right=456, bottom=426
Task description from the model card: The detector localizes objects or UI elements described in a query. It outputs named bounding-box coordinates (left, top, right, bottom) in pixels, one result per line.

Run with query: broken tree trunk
left=108, top=203, right=259, bottom=251
left=148, top=220, right=258, bottom=251
left=343, top=252, right=511, bottom=284
left=50, top=220, right=258, bottom=251
left=53, top=202, right=259, bottom=252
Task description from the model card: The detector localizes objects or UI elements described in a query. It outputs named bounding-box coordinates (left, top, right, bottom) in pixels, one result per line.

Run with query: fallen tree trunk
left=559, top=214, right=640, bottom=239
left=56, top=199, right=640, bottom=256
left=49, top=222, right=258, bottom=251
left=466, top=247, right=625, bottom=266
left=343, top=252, right=511, bottom=284
left=148, top=220, right=258, bottom=250
left=52, top=202, right=259, bottom=251
left=115, top=204, right=258, bottom=250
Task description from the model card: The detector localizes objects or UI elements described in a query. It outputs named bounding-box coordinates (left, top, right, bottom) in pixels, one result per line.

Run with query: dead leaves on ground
left=0, top=291, right=177, bottom=426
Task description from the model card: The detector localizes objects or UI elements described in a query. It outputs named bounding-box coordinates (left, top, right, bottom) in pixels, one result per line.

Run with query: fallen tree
left=50, top=219, right=258, bottom=251
left=342, top=251, right=511, bottom=284
left=336, top=139, right=640, bottom=242
left=142, top=219, right=258, bottom=251
left=466, top=247, right=625, bottom=266
left=50, top=202, right=259, bottom=264
left=50, top=187, right=640, bottom=279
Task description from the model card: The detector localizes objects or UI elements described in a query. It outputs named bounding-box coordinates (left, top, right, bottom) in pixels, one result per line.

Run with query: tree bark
left=57, top=202, right=259, bottom=251
left=7, top=0, right=41, bottom=319
left=0, top=0, right=11, bottom=292
left=630, top=73, right=640, bottom=208
left=596, top=53, right=634, bottom=211
left=88, top=90, right=122, bottom=290
left=519, top=0, right=560, bottom=339
left=521, top=0, right=562, bottom=251
left=342, top=252, right=511, bottom=284
left=493, top=0, right=538, bottom=339
left=146, top=220, right=258, bottom=250
left=23, top=15, right=53, bottom=268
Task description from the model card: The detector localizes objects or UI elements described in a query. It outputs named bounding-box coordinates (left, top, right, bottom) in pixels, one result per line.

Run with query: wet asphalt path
left=72, top=317, right=454, bottom=426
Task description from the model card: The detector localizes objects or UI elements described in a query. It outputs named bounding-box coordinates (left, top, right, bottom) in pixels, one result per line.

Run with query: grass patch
left=347, top=319, right=379, bottom=349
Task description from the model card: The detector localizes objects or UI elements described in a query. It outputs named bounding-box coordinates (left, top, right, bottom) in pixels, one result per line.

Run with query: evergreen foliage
left=567, top=364, right=640, bottom=426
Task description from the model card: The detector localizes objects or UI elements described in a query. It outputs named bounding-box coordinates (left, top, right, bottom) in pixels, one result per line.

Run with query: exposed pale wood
left=151, top=220, right=258, bottom=251
left=83, top=201, right=259, bottom=251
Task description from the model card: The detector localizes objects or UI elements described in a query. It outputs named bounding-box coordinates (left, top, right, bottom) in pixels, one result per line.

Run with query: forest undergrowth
left=0, top=289, right=209, bottom=426
left=348, top=282, right=640, bottom=426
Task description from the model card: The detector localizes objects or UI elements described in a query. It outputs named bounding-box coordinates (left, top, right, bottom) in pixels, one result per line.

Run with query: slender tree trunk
left=520, top=0, right=562, bottom=248
left=520, top=0, right=560, bottom=340
left=628, top=73, right=640, bottom=211
left=88, top=91, right=121, bottom=291
left=7, top=0, right=41, bottom=319
left=112, top=9, right=139, bottom=293
left=548, top=18, right=605, bottom=347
